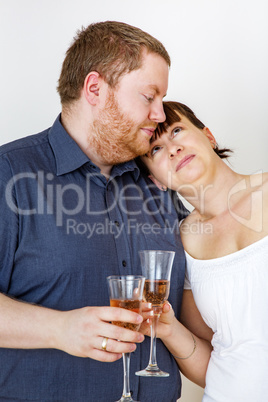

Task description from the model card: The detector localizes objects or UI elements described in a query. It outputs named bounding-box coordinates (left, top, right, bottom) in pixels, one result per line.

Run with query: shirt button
left=122, top=260, right=127, bottom=267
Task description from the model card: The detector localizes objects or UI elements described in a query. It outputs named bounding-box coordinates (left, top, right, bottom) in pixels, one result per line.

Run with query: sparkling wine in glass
left=135, top=250, right=175, bottom=377
left=107, top=275, right=145, bottom=402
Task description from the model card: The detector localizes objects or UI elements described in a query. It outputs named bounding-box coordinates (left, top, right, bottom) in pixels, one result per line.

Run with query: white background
left=1, top=0, right=268, bottom=400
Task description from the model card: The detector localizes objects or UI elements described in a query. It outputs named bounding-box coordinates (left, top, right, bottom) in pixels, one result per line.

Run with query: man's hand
left=0, top=294, right=146, bottom=362
left=54, top=306, right=145, bottom=362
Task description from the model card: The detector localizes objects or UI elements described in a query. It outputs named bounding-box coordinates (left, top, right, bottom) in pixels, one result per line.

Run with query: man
left=0, top=21, right=187, bottom=401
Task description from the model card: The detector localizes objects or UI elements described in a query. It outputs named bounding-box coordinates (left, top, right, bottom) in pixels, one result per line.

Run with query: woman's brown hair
left=156, top=101, right=232, bottom=159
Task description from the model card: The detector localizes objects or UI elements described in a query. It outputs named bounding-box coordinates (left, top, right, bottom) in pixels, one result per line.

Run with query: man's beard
left=90, top=90, right=153, bottom=165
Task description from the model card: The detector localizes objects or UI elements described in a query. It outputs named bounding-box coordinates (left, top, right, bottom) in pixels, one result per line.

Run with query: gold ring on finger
left=101, top=337, right=109, bottom=351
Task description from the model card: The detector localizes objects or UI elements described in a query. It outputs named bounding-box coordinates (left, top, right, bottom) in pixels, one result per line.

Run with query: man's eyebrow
left=147, top=84, right=166, bottom=97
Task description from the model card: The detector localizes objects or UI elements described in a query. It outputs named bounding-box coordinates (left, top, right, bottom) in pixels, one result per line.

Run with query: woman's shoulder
left=262, top=173, right=268, bottom=231
left=262, top=172, right=268, bottom=188
left=238, top=171, right=268, bottom=234
left=255, top=172, right=268, bottom=209
left=179, top=211, right=214, bottom=253
left=247, top=171, right=268, bottom=204
left=249, top=171, right=268, bottom=187
left=180, top=210, right=200, bottom=227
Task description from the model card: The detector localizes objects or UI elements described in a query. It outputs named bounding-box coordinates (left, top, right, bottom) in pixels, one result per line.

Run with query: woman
left=139, top=101, right=268, bottom=401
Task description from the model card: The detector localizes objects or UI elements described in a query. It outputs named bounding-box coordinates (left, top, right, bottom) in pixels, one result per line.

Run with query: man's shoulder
left=0, top=128, right=52, bottom=180
left=0, top=129, right=50, bottom=158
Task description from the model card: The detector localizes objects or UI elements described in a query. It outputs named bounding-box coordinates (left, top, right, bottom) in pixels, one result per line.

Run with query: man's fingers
left=98, top=306, right=143, bottom=325
left=95, top=336, right=137, bottom=354
left=100, top=322, right=144, bottom=344
left=90, top=348, right=123, bottom=362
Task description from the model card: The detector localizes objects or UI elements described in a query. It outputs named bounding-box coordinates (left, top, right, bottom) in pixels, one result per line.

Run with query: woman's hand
left=139, top=301, right=176, bottom=340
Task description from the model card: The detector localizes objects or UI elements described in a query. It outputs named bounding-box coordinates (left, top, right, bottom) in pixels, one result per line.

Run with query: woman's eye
left=172, top=127, right=182, bottom=137
left=151, top=145, right=162, bottom=156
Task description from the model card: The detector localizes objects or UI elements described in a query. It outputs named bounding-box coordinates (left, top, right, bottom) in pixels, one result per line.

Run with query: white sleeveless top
left=184, top=236, right=268, bottom=402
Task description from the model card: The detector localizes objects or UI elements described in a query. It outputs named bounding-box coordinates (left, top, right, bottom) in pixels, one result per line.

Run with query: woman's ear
left=203, top=127, right=217, bottom=148
left=83, top=72, right=101, bottom=105
left=148, top=175, right=167, bottom=191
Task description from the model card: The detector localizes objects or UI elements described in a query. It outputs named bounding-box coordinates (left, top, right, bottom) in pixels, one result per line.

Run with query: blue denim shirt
left=0, top=115, right=187, bottom=401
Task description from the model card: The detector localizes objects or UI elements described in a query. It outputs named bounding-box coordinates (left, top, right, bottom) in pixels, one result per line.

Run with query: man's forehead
left=139, top=51, right=169, bottom=87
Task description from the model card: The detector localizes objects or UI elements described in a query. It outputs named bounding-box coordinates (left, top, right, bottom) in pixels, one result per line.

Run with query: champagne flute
left=107, top=275, right=145, bottom=402
left=135, top=250, right=175, bottom=377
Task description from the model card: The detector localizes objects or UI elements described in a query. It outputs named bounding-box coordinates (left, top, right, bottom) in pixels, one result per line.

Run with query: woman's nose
left=168, top=145, right=181, bottom=158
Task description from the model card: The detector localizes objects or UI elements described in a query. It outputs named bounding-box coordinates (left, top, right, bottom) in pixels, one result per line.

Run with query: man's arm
left=0, top=161, right=145, bottom=362
left=0, top=292, right=145, bottom=361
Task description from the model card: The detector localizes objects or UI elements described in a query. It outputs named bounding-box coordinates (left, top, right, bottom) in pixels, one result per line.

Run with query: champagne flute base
left=135, top=364, right=169, bottom=377
left=115, top=397, right=139, bottom=402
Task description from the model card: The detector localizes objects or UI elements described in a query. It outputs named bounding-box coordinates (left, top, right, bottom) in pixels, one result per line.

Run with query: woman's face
left=141, top=113, right=216, bottom=193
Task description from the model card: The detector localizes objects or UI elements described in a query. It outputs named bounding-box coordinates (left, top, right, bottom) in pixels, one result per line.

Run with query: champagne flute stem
left=122, top=352, right=132, bottom=398
left=148, top=313, right=160, bottom=366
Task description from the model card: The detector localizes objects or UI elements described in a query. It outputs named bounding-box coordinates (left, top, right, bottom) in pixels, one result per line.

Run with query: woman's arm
left=141, top=290, right=213, bottom=387
left=180, top=290, right=213, bottom=342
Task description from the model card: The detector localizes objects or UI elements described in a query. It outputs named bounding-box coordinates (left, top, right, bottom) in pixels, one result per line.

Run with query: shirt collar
left=111, top=160, right=140, bottom=182
left=48, top=115, right=89, bottom=176
left=48, top=114, right=141, bottom=180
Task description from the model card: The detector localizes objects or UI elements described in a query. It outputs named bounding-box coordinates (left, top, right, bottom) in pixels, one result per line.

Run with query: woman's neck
left=181, top=163, right=246, bottom=219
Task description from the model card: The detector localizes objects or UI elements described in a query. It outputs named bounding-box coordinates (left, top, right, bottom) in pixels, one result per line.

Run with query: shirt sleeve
left=0, top=155, right=19, bottom=293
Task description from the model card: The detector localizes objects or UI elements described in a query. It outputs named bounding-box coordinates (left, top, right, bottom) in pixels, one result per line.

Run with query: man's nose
left=149, top=101, right=166, bottom=123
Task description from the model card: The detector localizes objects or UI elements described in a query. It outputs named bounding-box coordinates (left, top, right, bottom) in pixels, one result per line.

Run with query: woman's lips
left=176, top=154, right=195, bottom=171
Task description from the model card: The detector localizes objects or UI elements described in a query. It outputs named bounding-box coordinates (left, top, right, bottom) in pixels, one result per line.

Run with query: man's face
left=91, top=51, right=169, bottom=166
